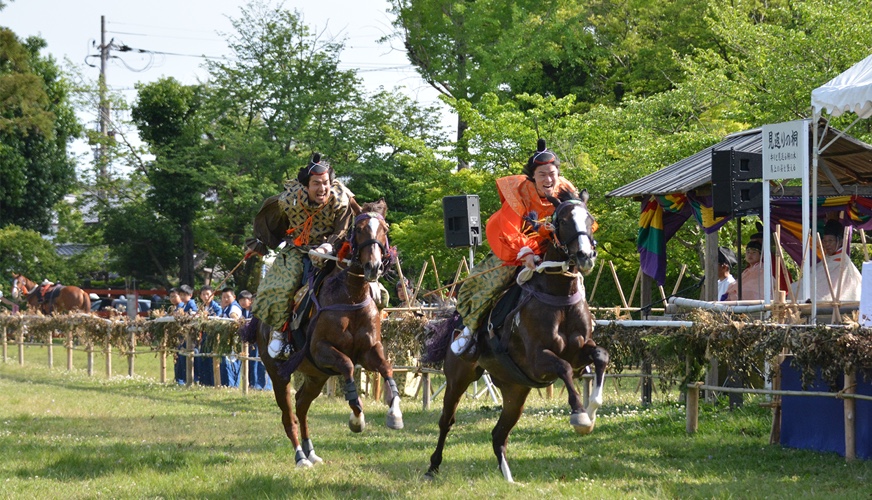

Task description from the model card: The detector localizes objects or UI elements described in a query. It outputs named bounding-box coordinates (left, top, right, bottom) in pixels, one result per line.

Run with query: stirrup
left=268, top=330, right=291, bottom=360
left=450, top=326, right=474, bottom=356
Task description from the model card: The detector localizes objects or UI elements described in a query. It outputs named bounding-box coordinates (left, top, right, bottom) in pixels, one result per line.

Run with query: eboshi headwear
left=522, top=138, right=560, bottom=180
left=297, top=152, right=335, bottom=185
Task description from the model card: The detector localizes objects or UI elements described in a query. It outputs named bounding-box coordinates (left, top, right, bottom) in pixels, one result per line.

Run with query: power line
left=107, top=30, right=224, bottom=43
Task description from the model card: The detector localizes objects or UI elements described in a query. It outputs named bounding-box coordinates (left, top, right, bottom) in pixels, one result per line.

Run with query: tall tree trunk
left=179, top=221, right=195, bottom=286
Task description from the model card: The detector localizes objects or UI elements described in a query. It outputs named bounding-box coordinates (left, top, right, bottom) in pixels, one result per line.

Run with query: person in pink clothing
left=727, top=240, right=773, bottom=301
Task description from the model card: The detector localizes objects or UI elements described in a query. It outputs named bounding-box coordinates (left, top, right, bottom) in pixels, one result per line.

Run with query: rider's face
left=533, top=163, right=560, bottom=198
left=307, top=172, right=331, bottom=205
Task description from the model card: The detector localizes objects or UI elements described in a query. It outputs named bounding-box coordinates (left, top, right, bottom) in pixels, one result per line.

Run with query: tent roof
left=607, top=125, right=872, bottom=199
left=812, top=53, right=872, bottom=119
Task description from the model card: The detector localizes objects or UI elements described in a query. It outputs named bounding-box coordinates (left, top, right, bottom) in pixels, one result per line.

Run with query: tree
left=0, top=29, right=81, bottom=232
left=0, top=225, right=78, bottom=294
left=130, top=77, right=209, bottom=286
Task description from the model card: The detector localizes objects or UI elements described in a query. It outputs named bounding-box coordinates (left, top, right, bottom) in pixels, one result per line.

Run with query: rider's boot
left=267, top=329, right=293, bottom=361
left=450, top=326, right=477, bottom=359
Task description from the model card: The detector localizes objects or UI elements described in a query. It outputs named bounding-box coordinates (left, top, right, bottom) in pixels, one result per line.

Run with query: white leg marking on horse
left=350, top=411, right=366, bottom=432
left=585, top=376, right=604, bottom=421
left=499, top=455, right=514, bottom=483
left=387, top=395, right=404, bottom=430
left=307, top=450, right=323, bottom=464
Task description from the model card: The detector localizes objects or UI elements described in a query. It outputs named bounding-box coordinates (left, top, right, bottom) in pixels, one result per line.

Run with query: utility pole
left=97, top=15, right=110, bottom=201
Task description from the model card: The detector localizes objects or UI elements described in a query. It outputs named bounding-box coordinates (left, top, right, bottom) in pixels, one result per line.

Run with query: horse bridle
left=550, top=200, right=597, bottom=259
left=349, top=212, right=395, bottom=272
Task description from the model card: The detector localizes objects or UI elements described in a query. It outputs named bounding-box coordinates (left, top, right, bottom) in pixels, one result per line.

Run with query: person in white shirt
left=793, top=219, right=862, bottom=302
left=717, top=247, right=737, bottom=301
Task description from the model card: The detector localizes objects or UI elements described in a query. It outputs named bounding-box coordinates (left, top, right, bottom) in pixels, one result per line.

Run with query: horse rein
left=550, top=200, right=597, bottom=260
left=347, top=212, right=395, bottom=275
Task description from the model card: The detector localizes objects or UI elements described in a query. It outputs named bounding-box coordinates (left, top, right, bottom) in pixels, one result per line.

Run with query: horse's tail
left=238, top=317, right=259, bottom=344
left=421, top=311, right=462, bottom=364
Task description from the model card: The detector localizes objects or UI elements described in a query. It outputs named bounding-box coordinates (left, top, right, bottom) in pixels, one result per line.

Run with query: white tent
left=810, top=53, right=872, bottom=322
left=812, top=53, right=872, bottom=119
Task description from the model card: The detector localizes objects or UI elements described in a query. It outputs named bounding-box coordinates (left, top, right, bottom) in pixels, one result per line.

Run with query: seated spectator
left=717, top=247, right=737, bottom=301
left=793, top=219, right=862, bottom=301
left=727, top=241, right=774, bottom=301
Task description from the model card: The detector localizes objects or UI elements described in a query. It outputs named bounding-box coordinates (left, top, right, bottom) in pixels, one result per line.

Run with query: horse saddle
left=482, top=282, right=525, bottom=338
left=39, top=284, right=64, bottom=313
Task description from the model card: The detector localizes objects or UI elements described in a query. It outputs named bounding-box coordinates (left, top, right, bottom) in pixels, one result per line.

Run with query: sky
left=1, top=0, right=450, bottom=170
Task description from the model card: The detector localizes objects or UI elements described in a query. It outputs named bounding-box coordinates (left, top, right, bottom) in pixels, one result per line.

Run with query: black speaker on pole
left=711, top=149, right=764, bottom=217
left=442, top=195, right=481, bottom=248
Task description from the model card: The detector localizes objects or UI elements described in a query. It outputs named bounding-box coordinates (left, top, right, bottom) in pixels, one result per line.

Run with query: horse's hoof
left=423, top=469, right=438, bottom=481
left=387, top=413, right=404, bottom=430
left=295, top=458, right=313, bottom=468
left=349, top=412, right=366, bottom=433
left=307, top=451, right=323, bottom=464
left=570, top=411, right=594, bottom=435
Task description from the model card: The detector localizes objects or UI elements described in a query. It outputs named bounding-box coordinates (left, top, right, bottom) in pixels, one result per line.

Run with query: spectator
left=793, top=219, right=862, bottom=301
left=220, top=288, right=243, bottom=319
left=237, top=290, right=253, bottom=319
left=716, top=247, right=737, bottom=301
left=727, top=241, right=774, bottom=301
left=199, top=285, right=222, bottom=316
left=178, top=285, right=198, bottom=315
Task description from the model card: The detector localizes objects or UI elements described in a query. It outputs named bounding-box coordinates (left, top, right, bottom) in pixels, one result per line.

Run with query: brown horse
left=423, top=189, right=609, bottom=482
left=247, top=199, right=403, bottom=468
left=10, top=273, right=91, bottom=314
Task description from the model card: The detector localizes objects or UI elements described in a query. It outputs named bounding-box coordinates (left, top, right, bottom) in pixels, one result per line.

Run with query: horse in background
left=10, top=274, right=91, bottom=314
left=242, top=199, right=404, bottom=468
left=423, top=189, right=609, bottom=482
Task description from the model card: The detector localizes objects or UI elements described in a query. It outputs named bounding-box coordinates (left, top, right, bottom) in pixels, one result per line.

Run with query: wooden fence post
left=422, top=372, right=430, bottom=411
left=105, top=334, right=112, bottom=379
left=845, top=369, right=857, bottom=461
left=47, top=330, right=53, bottom=369
left=87, top=339, right=94, bottom=376
left=686, top=382, right=701, bottom=434
left=213, top=334, right=221, bottom=388
left=159, top=337, right=167, bottom=384
left=66, top=330, right=73, bottom=371
left=372, top=372, right=382, bottom=401
left=185, top=332, right=194, bottom=387
left=128, top=326, right=136, bottom=377
left=241, top=342, right=249, bottom=395
left=17, top=328, right=24, bottom=366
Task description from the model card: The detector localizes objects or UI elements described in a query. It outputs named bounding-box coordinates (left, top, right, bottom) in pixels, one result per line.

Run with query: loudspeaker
left=711, top=149, right=763, bottom=217
left=442, top=195, right=481, bottom=248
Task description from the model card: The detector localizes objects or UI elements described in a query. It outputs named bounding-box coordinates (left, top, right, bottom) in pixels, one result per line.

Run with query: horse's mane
left=546, top=186, right=584, bottom=207
left=359, top=198, right=388, bottom=217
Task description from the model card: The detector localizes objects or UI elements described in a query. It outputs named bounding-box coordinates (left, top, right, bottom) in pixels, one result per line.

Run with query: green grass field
left=2, top=348, right=871, bottom=499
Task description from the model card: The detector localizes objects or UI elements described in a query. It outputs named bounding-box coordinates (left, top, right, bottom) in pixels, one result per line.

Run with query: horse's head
left=548, top=189, right=597, bottom=274
left=349, top=199, right=394, bottom=282
left=10, top=273, right=31, bottom=300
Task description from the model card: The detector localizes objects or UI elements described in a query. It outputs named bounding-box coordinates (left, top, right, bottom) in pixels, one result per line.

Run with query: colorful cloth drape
left=638, top=192, right=872, bottom=287
left=638, top=193, right=727, bottom=285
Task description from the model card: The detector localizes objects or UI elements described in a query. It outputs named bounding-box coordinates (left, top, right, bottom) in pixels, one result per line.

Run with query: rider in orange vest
left=451, top=139, right=578, bottom=357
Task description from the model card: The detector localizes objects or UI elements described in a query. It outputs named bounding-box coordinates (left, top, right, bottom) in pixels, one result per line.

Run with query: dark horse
left=247, top=199, right=403, bottom=468
left=11, top=273, right=91, bottom=314
left=424, top=189, right=609, bottom=482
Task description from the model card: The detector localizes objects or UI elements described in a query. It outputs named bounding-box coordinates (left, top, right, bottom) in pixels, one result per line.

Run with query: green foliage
left=0, top=225, right=77, bottom=294
left=0, top=30, right=81, bottom=232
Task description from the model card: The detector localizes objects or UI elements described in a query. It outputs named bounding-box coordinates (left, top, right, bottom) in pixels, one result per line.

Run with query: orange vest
left=485, top=175, right=577, bottom=264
